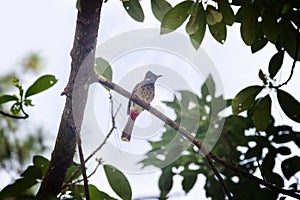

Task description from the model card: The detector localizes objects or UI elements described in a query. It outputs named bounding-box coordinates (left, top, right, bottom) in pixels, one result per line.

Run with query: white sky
left=0, top=0, right=299, bottom=199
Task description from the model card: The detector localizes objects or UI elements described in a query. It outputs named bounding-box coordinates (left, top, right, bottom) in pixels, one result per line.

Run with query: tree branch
left=36, top=0, right=103, bottom=198
left=97, top=74, right=300, bottom=199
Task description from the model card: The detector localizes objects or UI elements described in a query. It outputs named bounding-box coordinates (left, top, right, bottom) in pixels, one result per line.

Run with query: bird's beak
left=157, top=75, right=162, bottom=78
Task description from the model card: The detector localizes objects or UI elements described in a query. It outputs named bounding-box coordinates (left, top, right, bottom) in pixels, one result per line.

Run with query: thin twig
left=65, top=92, right=120, bottom=186
left=68, top=159, right=103, bottom=186
left=86, top=159, right=102, bottom=179
left=77, top=135, right=90, bottom=200
left=84, top=93, right=120, bottom=163
left=85, top=126, right=116, bottom=164
left=256, top=159, right=266, bottom=181
left=206, top=154, right=232, bottom=199
left=97, top=74, right=300, bottom=199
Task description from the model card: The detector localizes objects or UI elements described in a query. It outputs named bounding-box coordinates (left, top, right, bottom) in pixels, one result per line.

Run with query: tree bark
left=36, top=0, right=103, bottom=198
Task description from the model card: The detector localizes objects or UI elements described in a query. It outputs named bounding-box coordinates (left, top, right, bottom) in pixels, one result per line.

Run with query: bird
left=121, top=71, right=162, bottom=142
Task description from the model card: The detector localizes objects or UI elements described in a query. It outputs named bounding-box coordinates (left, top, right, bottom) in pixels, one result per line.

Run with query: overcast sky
left=1, top=0, right=299, bottom=199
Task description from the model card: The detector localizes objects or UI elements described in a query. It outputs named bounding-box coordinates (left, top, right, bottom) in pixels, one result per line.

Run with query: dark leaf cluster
left=142, top=76, right=300, bottom=199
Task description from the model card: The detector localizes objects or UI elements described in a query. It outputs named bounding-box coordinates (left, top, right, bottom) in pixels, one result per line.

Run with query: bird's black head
left=145, top=71, right=162, bottom=82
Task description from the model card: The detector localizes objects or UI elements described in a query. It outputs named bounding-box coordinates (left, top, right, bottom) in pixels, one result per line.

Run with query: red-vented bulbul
left=121, top=71, right=162, bottom=142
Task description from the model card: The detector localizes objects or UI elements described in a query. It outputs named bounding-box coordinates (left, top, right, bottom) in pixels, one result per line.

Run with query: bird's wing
left=127, top=100, right=131, bottom=115
left=127, top=79, right=151, bottom=114
left=127, top=81, right=141, bottom=115
left=131, top=80, right=144, bottom=94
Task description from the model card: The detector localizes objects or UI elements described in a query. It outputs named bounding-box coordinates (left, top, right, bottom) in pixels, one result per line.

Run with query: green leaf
left=244, top=145, right=262, bottom=159
left=201, top=75, right=215, bottom=99
left=25, top=75, right=57, bottom=98
left=208, top=21, right=226, bottom=44
left=281, top=3, right=291, bottom=14
left=189, top=26, right=206, bottom=50
left=268, top=50, right=284, bottom=79
left=189, top=3, right=206, bottom=49
left=262, top=8, right=282, bottom=43
left=218, top=0, right=235, bottom=25
left=104, top=164, right=132, bottom=200
left=240, top=18, right=260, bottom=46
left=270, top=125, right=300, bottom=148
left=186, top=2, right=200, bottom=35
left=181, top=170, right=197, bottom=193
left=273, top=134, right=295, bottom=144
left=151, top=0, right=172, bottom=22
left=20, top=166, right=42, bottom=179
left=71, top=184, right=116, bottom=200
left=123, top=0, right=145, bottom=22
left=95, top=57, right=112, bottom=81
left=69, top=184, right=85, bottom=199
left=65, top=162, right=82, bottom=182
left=0, top=94, right=18, bottom=104
left=89, top=184, right=117, bottom=200
left=265, top=172, right=284, bottom=188
left=289, top=183, right=297, bottom=190
left=277, top=89, right=300, bottom=123
left=206, top=5, right=223, bottom=25
left=24, top=99, right=34, bottom=106
left=252, top=95, right=272, bottom=131
left=277, top=146, right=291, bottom=155
left=165, top=145, right=183, bottom=163
left=251, top=36, right=268, bottom=53
left=232, top=85, right=263, bottom=114
left=262, top=151, right=276, bottom=175
left=281, top=156, right=300, bottom=180
left=95, top=57, right=113, bottom=91
left=33, top=155, right=49, bottom=178
left=236, top=4, right=260, bottom=46
left=224, top=115, right=252, bottom=139
left=258, top=69, right=267, bottom=85
left=159, top=167, right=174, bottom=198
left=0, top=178, right=37, bottom=199
left=161, top=1, right=193, bottom=34
left=205, top=176, right=224, bottom=199
left=163, top=97, right=181, bottom=117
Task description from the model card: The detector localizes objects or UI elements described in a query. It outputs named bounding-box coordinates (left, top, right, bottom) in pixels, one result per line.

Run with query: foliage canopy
left=1, top=0, right=299, bottom=199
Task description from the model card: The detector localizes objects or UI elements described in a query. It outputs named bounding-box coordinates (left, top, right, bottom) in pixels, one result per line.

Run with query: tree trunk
left=36, top=0, right=103, bottom=198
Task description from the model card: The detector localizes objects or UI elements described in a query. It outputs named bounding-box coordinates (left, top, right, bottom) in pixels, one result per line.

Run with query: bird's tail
left=121, top=117, right=135, bottom=142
